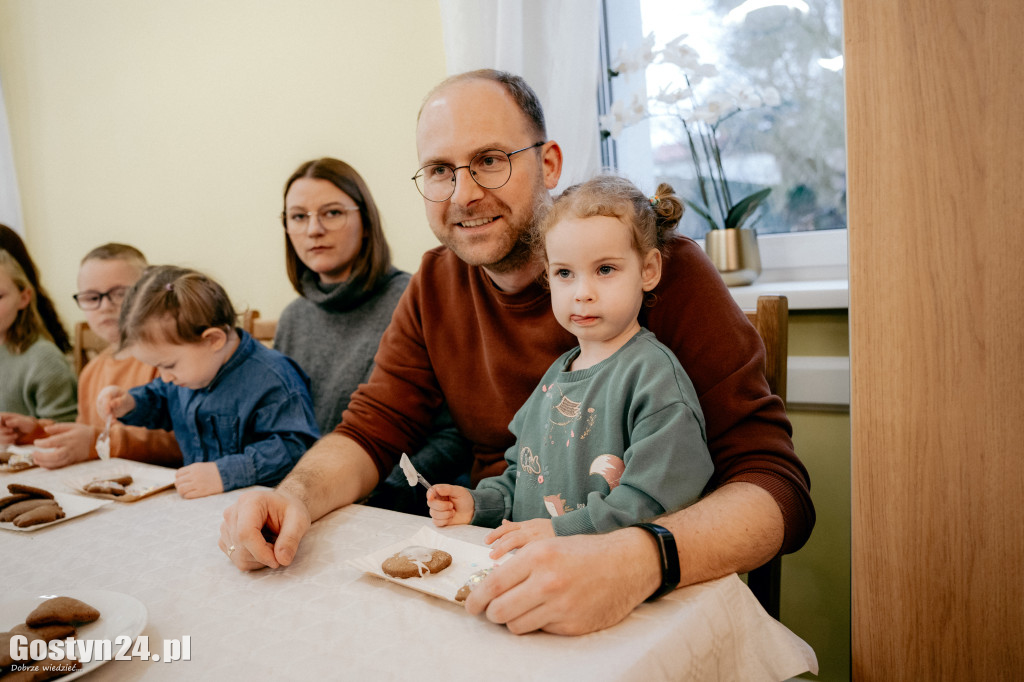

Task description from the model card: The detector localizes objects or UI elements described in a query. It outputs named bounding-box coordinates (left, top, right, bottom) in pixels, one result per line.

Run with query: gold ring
left=227, top=544, right=236, bottom=557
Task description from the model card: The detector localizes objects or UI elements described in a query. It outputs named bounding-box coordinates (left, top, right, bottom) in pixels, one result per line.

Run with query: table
left=3, top=459, right=817, bottom=681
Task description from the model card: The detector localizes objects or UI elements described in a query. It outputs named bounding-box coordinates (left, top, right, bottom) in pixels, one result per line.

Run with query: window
left=600, top=0, right=846, bottom=274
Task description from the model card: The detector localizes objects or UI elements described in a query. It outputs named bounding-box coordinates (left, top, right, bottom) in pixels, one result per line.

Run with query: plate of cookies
left=0, top=445, right=54, bottom=473
left=65, top=466, right=176, bottom=502
left=348, top=526, right=505, bottom=605
left=0, top=590, right=147, bottom=680
left=0, top=483, right=112, bottom=532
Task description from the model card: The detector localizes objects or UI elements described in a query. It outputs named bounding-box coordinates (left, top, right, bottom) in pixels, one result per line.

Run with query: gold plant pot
left=704, top=228, right=762, bottom=286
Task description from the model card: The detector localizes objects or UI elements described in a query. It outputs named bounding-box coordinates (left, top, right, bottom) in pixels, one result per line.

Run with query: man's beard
left=441, top=185, right=549, bottom=275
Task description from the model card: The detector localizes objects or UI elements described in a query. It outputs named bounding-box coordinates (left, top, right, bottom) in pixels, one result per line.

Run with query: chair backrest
left=241, top=309, right=277, bottom=348
left=743, top=295, right=788, bottom=620
left=73, top=321, right=109, bottom=375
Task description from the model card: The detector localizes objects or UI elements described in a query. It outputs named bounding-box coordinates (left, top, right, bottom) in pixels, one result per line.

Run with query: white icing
left=398, top=546, right=435, bottom=563
left=399, top=453, right=418, bottom=487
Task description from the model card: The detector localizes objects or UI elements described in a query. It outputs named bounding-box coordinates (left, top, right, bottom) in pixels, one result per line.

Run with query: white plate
left=65, top=465, right=176, bottom=502
left=0, top=492, right=112, bottom=532
left=0, top=589, right=147, bottom=680
left=348, top=526, right=506, bottom=604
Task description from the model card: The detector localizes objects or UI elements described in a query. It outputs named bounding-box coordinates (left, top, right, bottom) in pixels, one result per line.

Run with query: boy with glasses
left=1, top=243, right=181, bottom=469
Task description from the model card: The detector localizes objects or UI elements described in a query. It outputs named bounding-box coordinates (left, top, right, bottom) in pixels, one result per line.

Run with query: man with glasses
left=221, top=70, right=813, bottom=635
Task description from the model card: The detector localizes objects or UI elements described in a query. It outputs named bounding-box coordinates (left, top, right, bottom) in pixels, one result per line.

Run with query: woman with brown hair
left=276, top=158, right=466, bottom=513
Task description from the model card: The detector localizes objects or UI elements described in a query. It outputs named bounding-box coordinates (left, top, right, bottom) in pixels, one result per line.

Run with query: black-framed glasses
left=411, top=141, right=546, bottom=202
left=281, top=205, right=360, bottom=234
left=73, top=286, right=129, bottom=311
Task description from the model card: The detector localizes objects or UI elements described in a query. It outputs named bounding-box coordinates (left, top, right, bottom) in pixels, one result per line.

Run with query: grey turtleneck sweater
left=275, top=268, right=409, bottom=435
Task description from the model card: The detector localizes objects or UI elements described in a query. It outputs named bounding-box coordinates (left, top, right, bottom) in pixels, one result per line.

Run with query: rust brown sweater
left=337, top=237, right=814, bottom=553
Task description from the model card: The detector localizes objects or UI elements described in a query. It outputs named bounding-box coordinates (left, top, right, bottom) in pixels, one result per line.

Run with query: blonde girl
left=428, top=176, right=714, bottom=555
left=0, top=249, right=76, bottom=427
left=97, top=265, right=319, bottom=498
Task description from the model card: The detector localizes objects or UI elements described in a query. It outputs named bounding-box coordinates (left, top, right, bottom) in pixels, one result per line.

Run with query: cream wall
left=0, top=0, right=447, bottom=330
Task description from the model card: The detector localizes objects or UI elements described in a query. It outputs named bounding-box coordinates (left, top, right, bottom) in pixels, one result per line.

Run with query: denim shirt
left=122, top=330, right=320, bottom=491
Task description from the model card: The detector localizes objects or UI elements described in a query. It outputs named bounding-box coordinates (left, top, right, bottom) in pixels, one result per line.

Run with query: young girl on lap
left=427, top=177, right=714, bottom=554
left=98, top=265, right=320, bottom=498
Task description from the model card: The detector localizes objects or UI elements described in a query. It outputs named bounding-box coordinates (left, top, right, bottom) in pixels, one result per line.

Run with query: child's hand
left=427, top=483, right=475, bottom=527
left=0, top=413, right=40, bottom=446
left=32, top=423, right=95, bottom=468
left=175, top=462, right=224, bottom=499
left=96, top=386, right=135, bottom=420
left=485, top=518, right=556, bottom=559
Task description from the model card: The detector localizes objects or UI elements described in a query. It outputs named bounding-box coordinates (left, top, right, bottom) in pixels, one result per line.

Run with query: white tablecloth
left=2, top=459, right=816, bottom=681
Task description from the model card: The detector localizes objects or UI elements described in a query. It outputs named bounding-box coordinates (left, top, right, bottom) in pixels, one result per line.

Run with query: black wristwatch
left=631, top=523, right=680, bottom=601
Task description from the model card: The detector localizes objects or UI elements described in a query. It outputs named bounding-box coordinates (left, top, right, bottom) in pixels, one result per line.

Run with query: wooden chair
left=241, top=310, right=277, bottom=347
left=743, top=295, right=789, bottom=620
left=72, top=321, right=109, bottom=375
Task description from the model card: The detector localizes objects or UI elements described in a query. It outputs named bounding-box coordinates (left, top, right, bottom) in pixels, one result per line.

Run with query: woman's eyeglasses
left=281, top=205, right=360, bottom=234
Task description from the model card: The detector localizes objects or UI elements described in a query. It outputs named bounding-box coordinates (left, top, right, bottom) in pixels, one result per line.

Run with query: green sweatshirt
left=471, top=329, right=713, bottom=535
left=0, top=338, right=77, bottom=422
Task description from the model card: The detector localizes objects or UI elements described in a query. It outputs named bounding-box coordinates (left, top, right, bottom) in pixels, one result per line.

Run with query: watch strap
left=632, top=522, right=680, bottom=601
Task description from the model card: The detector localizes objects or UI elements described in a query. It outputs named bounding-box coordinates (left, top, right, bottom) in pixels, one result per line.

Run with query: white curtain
left=438, top=0, right=601, bottom=193
left=0, top=75, right=23, bottom=233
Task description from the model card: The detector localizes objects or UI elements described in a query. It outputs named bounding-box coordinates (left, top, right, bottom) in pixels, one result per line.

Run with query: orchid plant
left=601, top=33, right=781, bottom=232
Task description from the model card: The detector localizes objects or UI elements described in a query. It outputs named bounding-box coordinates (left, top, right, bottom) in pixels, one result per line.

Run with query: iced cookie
left=381, top=546, right=452, bottom=579
left=83, top=480, right=126, bottom=496
left=454, top=567, right=493, bottom=602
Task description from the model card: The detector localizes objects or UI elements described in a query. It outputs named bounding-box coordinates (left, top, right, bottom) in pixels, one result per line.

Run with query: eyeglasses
left=281, top=205, right=360, bottom=234
left=73, top=286, right=129, bottom=311
left=411, top=141, right=546, bottom=202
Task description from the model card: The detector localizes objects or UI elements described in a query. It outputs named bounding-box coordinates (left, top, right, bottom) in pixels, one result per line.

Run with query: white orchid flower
left=660, top=35, right=703, bottom=72
left=761, top=86, right=782, bottom=107
left=599, top=94, right=649, bottom=138
left=653, top=84, right=692, bottom=105
left=611, top=32, right=656, bottom=75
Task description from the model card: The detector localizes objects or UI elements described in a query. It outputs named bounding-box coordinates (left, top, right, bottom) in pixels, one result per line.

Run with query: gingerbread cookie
left=7, top=483, right=54, bottom=500
left=9, top=622, right=77, bottom=642
left=13, top=502, right=65, bottom=527
left=381, top=546, right=452, bottom=579
left=0, top=499, right=55, bottom=523
left=25, top=597, right=100, bottom=628
left=454, top=567, right=493, bottom=602
left=83, top=480, right=126, bottom=496
left=0, top=493, right=32, bottom=511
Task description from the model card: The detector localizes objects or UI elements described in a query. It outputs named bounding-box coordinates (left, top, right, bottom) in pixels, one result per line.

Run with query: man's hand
left=219, top=488, right=312, bottom=571
left=32, top=423, right=95, bottom=468
left=465, top=528, right=659, bottom=635
left=484, top=518, right=555, bottom=558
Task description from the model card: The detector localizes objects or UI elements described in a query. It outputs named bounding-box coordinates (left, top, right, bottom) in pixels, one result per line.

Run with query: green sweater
left=0, top=338, right=77, bottom=422
left=471, top=329, right=713, bottom=536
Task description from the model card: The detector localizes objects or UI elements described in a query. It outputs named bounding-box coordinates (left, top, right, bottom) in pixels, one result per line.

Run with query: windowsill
left=723, top=266, right=849, bottom=311
left=697, top=229, right=850, bottom=311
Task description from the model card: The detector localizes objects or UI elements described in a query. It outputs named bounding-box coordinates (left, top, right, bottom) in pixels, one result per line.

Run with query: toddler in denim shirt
left=98, top=265, right=319, bottom=498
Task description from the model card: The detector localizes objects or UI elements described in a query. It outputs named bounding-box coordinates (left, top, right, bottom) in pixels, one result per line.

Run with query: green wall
left=786, top=310, right=850, bottom=681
